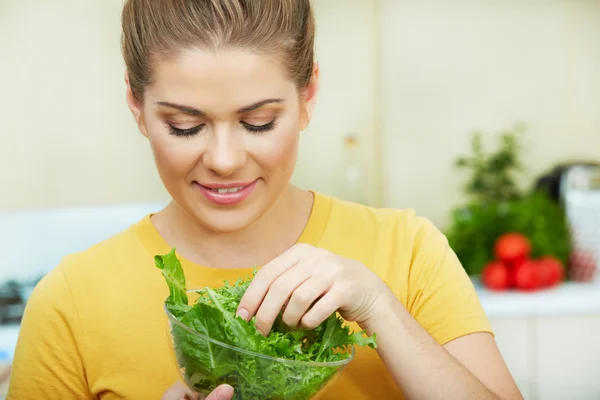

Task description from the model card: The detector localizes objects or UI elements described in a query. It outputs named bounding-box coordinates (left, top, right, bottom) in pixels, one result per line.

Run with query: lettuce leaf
left=155, top=249, right=191, bottom=318
left=157, top=249, right=377, bottom=399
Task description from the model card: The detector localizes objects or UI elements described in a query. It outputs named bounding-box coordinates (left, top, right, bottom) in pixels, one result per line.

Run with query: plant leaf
left=156, top=250, right=378, bottom=399
left=155, top=248, right=191, bottom=318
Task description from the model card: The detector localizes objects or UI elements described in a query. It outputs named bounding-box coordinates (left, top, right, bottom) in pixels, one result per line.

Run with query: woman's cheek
left=147, top=128, right=200, bottom=177
left=256, top=127, right=300, bottom=172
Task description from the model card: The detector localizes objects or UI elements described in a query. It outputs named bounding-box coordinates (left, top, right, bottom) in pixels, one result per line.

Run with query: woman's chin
left=191, top=206, right=262, bottom=234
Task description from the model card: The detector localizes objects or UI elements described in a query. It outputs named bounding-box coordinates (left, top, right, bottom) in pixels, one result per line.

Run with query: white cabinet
left=535, top=315, right=600, bottom=400
left=483, top=280, right=600, bottom=400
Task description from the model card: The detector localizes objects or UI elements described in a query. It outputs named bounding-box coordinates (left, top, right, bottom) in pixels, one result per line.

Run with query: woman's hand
left=236, top=243, right=392, bottom=335
left=161, top=382, right=234, bottom=400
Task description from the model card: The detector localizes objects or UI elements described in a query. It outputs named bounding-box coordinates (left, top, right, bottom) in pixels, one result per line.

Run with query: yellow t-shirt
left=7, top=193, right=492, bottom=399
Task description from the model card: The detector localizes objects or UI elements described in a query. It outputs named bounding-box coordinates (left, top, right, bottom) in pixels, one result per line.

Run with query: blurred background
left=0, top=0, right=599, bottom=398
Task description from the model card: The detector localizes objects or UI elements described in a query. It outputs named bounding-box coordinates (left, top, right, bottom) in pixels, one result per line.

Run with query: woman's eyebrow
left=155, top=98, right=284, bottom=116
left=237, top=99, right=284, bottom=113
left=156, top=102, right=204, bottom=116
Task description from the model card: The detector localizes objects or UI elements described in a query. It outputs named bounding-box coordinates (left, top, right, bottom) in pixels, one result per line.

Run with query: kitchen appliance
left=537, top=162, right=600, bottom=281
left=0, top=279, right=40, bottom=326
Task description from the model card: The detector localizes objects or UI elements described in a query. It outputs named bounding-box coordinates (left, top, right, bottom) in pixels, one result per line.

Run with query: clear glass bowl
left=164, top=300, right=354, bottom=400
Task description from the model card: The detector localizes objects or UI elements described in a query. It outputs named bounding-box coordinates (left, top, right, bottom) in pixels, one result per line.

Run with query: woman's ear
left=125, top=71, right=148, bottom=137
left=300, top=62, right=320, bottom=131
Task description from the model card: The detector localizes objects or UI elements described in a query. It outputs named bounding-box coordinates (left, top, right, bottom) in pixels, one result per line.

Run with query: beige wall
left=0, top=0, right=381, bottom=211
left=2, top=1, right=600, bottom=229
left=0, top=1, right=166, bottom=209
left=294, top=0, right=381, bottom=207
left=379, top=0, right=600, bottom=227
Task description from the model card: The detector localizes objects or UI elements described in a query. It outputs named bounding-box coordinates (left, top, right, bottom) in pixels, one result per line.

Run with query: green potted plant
left=445, top=124, right=571, bottom=276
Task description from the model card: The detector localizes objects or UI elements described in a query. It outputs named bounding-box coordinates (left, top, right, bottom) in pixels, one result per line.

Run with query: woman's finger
left=300, top=287, right=343, bottom=330
left=205, top=384, right=234, bottom=400
left=161, top=381, right=199, bottom=400
left=184, top=385, right=199, bottom=400
left=282, top=275, right=333, bottom=328
left=236, top=243, right=307, bottom=320
left=253, top=261, right=313, bottom=335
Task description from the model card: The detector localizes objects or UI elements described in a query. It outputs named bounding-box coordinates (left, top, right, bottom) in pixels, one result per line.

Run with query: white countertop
left=474, top=277, right=600, bottom=318
left=0, top=325, right=20, bottom=361
left=0, top=278, right=597, bottom=361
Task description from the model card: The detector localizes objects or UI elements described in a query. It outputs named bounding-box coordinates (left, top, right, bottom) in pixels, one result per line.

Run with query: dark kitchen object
left=0, top=278, right=41, bottom=325
left=535, top=161, right=600, bottom=202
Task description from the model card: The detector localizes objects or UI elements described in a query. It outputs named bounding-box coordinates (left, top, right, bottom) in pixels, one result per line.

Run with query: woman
left=8, top=1, right=523, bottom=399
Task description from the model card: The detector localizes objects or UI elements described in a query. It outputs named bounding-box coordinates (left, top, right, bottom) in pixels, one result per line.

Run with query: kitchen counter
left=0, top=279, right=598, bottom=349
left=474, top=276, right=600, bottom=318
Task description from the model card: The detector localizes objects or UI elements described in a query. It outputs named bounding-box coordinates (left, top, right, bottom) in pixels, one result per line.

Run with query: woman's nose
left=202, top=128, right=247, bottom=177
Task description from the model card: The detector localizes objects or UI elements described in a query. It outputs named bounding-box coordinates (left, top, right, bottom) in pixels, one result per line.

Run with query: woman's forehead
left=146, top=47, right=295, bottom=108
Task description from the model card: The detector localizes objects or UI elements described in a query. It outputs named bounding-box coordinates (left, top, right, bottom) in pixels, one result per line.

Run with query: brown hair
left=121, top=0, right=315, bottom=102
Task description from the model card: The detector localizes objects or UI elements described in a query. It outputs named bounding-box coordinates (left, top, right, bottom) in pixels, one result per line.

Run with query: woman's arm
left=364, top=292, right=523, bottom=400
left=237, top=218, right=524, bottom=400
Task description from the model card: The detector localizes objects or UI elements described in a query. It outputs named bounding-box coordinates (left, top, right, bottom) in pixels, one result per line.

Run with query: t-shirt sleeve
left=406, top=217, right=494, bottom=346
left=7, top=265, right=91, bottom=400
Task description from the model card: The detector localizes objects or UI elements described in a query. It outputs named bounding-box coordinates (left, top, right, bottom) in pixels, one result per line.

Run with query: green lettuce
left=155, top=248, right=377, bottom=399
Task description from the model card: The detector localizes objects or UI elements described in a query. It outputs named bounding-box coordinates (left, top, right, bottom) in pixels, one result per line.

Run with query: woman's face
left=126, top=48, right=318, bottom=233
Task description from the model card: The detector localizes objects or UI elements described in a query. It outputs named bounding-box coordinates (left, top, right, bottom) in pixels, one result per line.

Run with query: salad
left=156, top=248, right=377, bottom=399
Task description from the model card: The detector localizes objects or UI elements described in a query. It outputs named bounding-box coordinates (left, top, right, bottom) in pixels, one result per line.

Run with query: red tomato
left=513, top=260, right=542, bottom=291
left=482, top=261, right=510, bottom=291
left=494, top=233, right=532, bottom=266
left=506, top=258, right=527, bottom=288
left=538, top=256, right=565, bottom=287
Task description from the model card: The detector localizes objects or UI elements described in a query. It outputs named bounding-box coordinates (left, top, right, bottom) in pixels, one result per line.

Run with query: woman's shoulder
left=63, top=219, right=151, bottom=272
left=32, top=217, right=155, bottom=301
left=323, top=196, right=491, bottom=346
left=323, top=194, right=441, bottom=244
left=314, top=194, right=449, bottom=275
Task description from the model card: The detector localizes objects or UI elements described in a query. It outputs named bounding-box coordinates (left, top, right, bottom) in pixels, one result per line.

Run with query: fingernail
left=236, top=308, right=249, bottom=321
left=217, top=385, right=234, bottom=400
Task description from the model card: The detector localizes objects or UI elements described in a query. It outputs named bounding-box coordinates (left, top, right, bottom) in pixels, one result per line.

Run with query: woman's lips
left=195, top=180, right=258, bottom=206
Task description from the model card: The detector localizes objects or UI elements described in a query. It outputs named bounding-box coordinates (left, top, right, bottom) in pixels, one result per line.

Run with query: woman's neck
left=152, top=185, right=314, bottom=269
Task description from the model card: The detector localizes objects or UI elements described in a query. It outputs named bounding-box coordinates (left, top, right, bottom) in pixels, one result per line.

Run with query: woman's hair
left=121, top=0, right=315, bottom=102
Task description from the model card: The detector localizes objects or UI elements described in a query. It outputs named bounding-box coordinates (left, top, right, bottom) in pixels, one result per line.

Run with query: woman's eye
left=241, top=120, right=277, bottom=134
left=167, top=120, right=276, bottom=136
left=168, top=124, right=204, bottom=137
